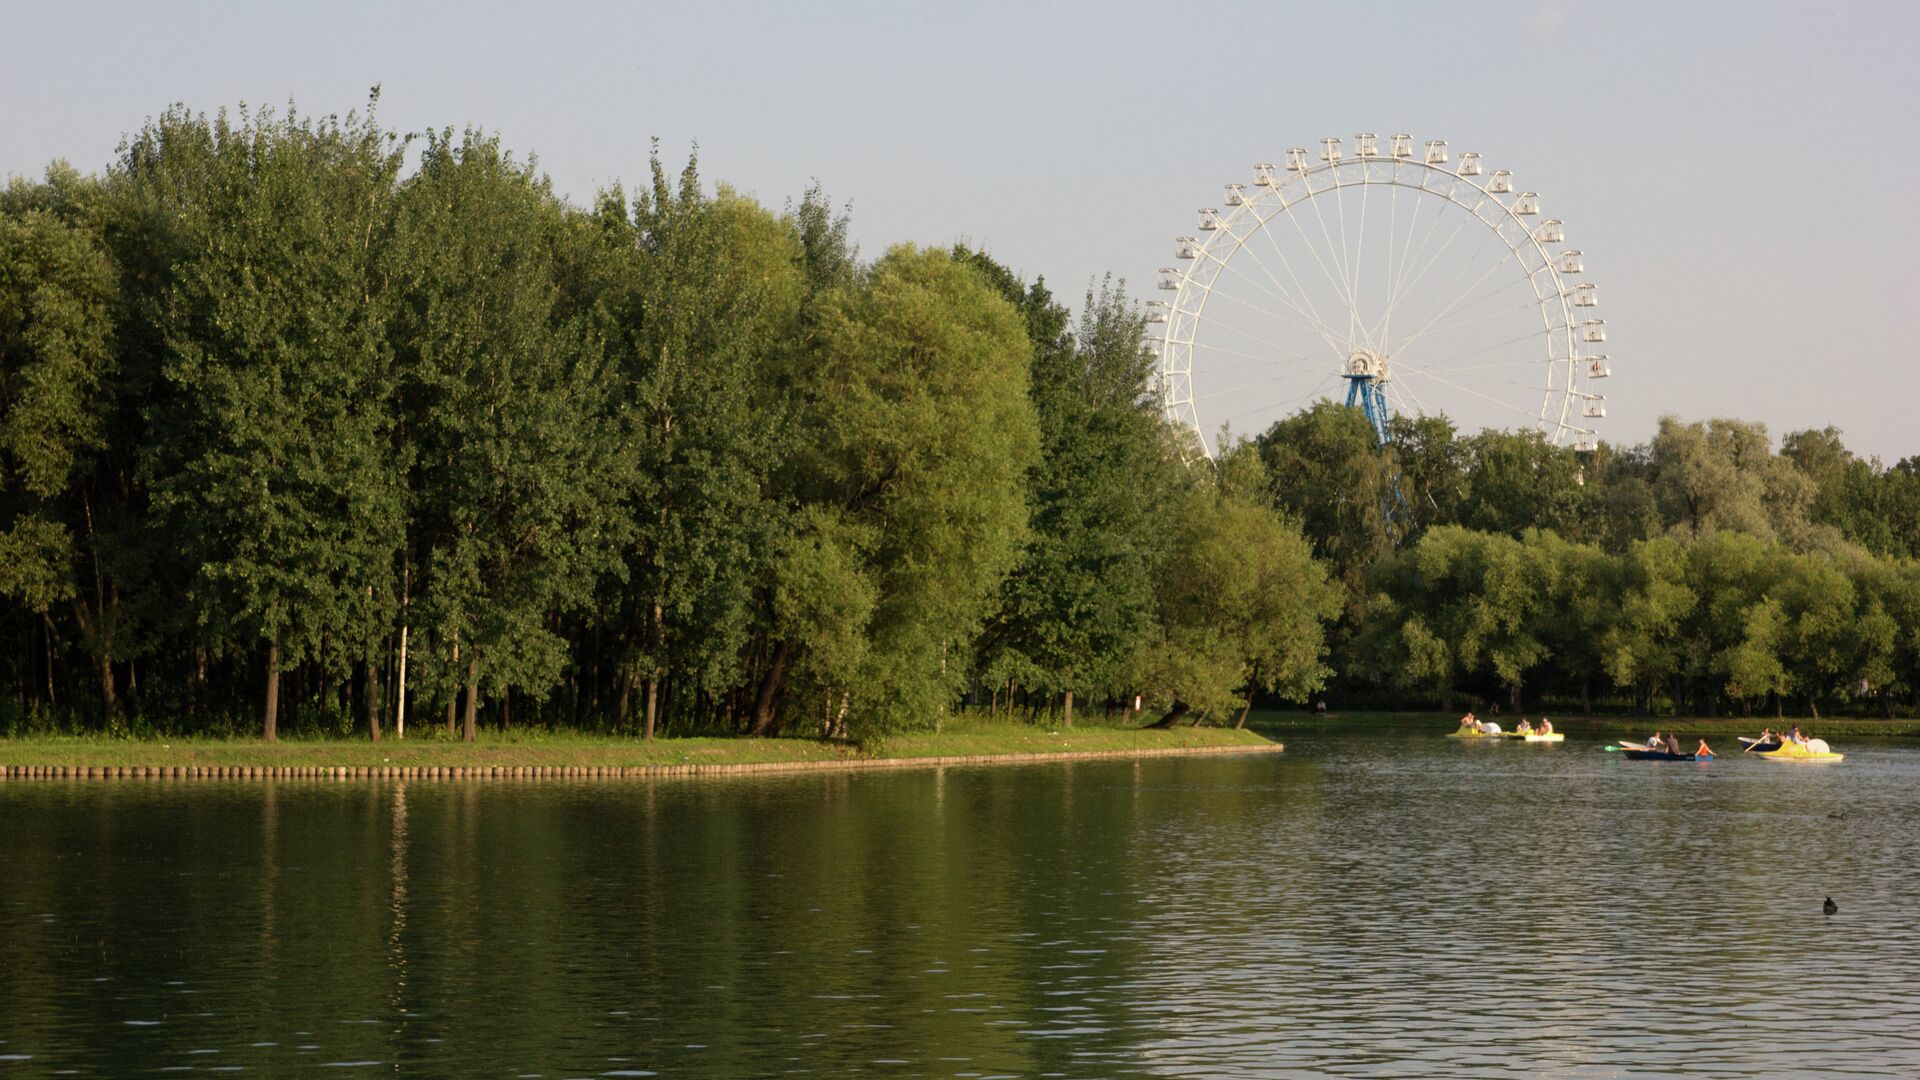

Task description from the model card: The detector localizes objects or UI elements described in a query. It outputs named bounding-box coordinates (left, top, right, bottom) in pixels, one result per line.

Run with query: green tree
left=1142, top=446, right=1341, bottom=727
left=133, top=103, right=405, bottom=740
left=773, top=245, right=1038, bottom=738
left=0, top=170, right=121, bottom=714
left=964, top=257, right=1170, bottom=726
left=604, top=154, right=805, bottom=738
left=387, top=130, right=626, bottom=740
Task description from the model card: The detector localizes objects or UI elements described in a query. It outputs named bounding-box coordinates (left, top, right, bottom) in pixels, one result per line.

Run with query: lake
left=2, top=731, right=1916, bottom=1077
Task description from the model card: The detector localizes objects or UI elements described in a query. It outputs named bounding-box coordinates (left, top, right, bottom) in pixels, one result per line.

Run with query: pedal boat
left=1509, top=731, right=1564, bottom=743
left=1446, top=728, right=1505, bottom=739
left=1750, top=738, right=1843, bottom=763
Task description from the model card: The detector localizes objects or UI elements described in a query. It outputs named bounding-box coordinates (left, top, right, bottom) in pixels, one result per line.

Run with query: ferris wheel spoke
left=1190, top=338, right=1329, bottom=372
left=1291, top=191, right=1371, bottom=353
left=1195, top=364, right=1336, bottom=403
left=1190, top=256, right=1348, bottom=352
left=1332, top=174, right=1365, bottom=348
left=1414, top=355, right=1556, bottom=376
left=1182, top=313, right=1320, bottom=363
left=1377, top=189, right=1483, bottom=344
left=1220, top=373, right=1341, bottom=426
left=1396, top=288, right=1554, bottom=354
left=1375, top=201, right=1501, bottom=349
left=1393, top=365, right=1542, bottom=424
left=1388, top=248, right=1530, bottom=358
left=1244, top=218, right=1351, bottom=353
left=1401, top=324, right=1559, bottom=371
left=1384, top=377, right=1432, bottom=421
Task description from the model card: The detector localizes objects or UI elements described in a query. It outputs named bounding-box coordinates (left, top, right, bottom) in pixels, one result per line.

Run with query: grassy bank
left=1245, top=709, right=1920, bottom=738
left=0, top=716, right=1275, bottom=770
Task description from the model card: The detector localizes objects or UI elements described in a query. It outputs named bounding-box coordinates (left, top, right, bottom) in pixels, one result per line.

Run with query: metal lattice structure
left=1152, top=133, right=1611, bottom=459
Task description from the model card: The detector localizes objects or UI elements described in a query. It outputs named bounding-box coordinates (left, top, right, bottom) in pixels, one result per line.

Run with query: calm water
left=2, top=732, right=1917, bottom=1077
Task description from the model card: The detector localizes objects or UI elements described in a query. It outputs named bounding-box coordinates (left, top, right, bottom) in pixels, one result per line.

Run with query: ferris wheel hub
left=1344, top=350, right=1391, bottom=382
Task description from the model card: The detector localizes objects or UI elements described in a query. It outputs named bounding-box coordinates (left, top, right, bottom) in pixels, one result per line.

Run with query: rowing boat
left=1619, top=746, right=1711, bottom=761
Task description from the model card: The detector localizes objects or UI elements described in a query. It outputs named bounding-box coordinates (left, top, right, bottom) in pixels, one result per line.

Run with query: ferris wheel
left=1152, top=133, right=1611, bottom=459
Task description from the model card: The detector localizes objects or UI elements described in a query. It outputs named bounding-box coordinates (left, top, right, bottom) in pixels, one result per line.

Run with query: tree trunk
left=749, top=640, right=792, bottom=737
left=1235, top=701, right=1251, bottom=729
left=366, top=655, right=382, bottom=742
left=501, top=685, right=511, bottom=730
left=642, top=600, right=663, bottom=740
left=462, top=656, right=479, bottom=741
left=264, top=640, right=281, bottom=743
left=1149, top=702, right=1189, bottom=730
left=447, top=640, right=460, bottom=737
left=1580, top=677, right=1592, bottom=716
left=1063, top=690, right=1074, bottom=729
left=1808, top=698, right=1820, bottom=721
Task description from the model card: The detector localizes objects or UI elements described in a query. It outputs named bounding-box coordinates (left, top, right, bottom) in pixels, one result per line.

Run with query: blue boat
left=1620, top=746, right=1711, bottom=761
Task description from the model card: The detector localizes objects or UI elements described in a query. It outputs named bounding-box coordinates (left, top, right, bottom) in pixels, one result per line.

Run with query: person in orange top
left=1696, top=738, right=1715, bottom=758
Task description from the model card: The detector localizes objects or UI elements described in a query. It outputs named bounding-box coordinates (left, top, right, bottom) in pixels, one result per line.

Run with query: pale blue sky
left=6, top=1, right=1916, bottom=461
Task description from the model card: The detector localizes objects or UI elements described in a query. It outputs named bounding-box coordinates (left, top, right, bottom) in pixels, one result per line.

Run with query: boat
left=1751, top=738, right=1843, bottom=763
left=1446, top=728, right=1504, bottom=739
left=1620, top=746, right=1711, bottom=761
left=1509, top=731, right=1564, bottom=743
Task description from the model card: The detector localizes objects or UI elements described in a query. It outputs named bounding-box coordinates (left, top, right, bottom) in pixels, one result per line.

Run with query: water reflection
left=0, top=737, right=1915, bottom=1075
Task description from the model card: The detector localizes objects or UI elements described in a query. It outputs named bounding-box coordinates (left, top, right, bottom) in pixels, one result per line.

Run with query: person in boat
left=1665, top=732, right=1683, bottom=755
left=1647, top=731, right=1663, bottom=749
left=1516, top=718, right=1533, bottom=735
left=1790, top=726, right=1808, bottom=746
left=1538, top=718, right=1554, bottom=735
left=1458, top=713, right=1478, bottom=733
left=1696, top=738, right=1715, bottom=758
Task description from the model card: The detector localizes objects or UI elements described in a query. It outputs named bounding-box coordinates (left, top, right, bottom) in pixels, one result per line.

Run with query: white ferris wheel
left=1152, top=133, right=1611, bottom=459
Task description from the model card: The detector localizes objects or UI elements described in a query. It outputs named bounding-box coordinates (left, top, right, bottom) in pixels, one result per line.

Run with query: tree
left=1141, top=445, right=1341, bottom=727
left=133, top=103, right=405, bottom=740
left=772, top=245, right=1039, bottom=738
left=965, top=256, right=1170, bottom=726
left=603, top=154, right=805, bottom=738
left=1256, top=401, right=1391, bottom=609
left=0, top=170, right=120, bottom=715
left=387, top=130, right=626, bottom=740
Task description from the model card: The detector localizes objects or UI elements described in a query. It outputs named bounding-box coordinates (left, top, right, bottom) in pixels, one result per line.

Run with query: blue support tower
left=1343, top=372, right=1391, bottom=447
left=1341, top=352, right=1408, bottom=536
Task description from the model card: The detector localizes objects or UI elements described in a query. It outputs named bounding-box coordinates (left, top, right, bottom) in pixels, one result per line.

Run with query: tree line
left=0, top=100, right=1341, bottom=741
left=2, top=99, right=1914, bottom=739
left=1254, top=405, right=1920, bottom=718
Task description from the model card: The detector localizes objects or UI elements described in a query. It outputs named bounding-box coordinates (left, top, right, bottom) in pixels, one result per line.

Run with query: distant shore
left=0, top=719, right=1279, bottom=779
left=1248, top=710, right=1920, bottom=738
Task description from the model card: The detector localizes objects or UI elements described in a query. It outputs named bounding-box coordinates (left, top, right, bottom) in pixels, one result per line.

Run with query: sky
left=5, top=0, right=1917, bottom=462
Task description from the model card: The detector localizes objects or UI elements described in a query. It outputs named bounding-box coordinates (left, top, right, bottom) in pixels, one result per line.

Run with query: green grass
left=1243, top=708, right=1920, bottom=738
left=0, top=717, right=1275, bottom=769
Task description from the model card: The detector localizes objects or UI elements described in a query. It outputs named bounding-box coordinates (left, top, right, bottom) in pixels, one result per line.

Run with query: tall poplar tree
left=135, top=104, right=405, bottom=740
left=387, top=130, right=625, bottom=740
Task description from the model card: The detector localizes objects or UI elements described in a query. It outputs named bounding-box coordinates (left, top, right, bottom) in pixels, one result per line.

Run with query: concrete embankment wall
left=0, top=742, right=1283, bottom=782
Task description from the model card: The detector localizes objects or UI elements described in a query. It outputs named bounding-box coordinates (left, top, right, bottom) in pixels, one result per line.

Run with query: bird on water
left=1823, top=897, right=1838, bottom=916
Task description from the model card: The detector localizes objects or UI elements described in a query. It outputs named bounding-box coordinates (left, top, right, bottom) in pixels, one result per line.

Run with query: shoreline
left=0, top=723, right=1282, bottom=780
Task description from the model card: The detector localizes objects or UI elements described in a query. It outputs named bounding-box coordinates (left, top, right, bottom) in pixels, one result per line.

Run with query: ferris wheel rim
left=1155, top=141, right=1608, bottom=460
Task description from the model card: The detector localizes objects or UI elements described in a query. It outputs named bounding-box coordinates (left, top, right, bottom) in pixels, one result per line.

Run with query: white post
left=395, top=623, right=409, bottom=739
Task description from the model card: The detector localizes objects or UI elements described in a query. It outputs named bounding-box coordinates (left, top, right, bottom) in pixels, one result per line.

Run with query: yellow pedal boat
left=1446, top=729, right=1504, bottom=739
left=1510, top=731, right=1564, bottom=743
left=1754, top=739, right=1843, bottom=763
